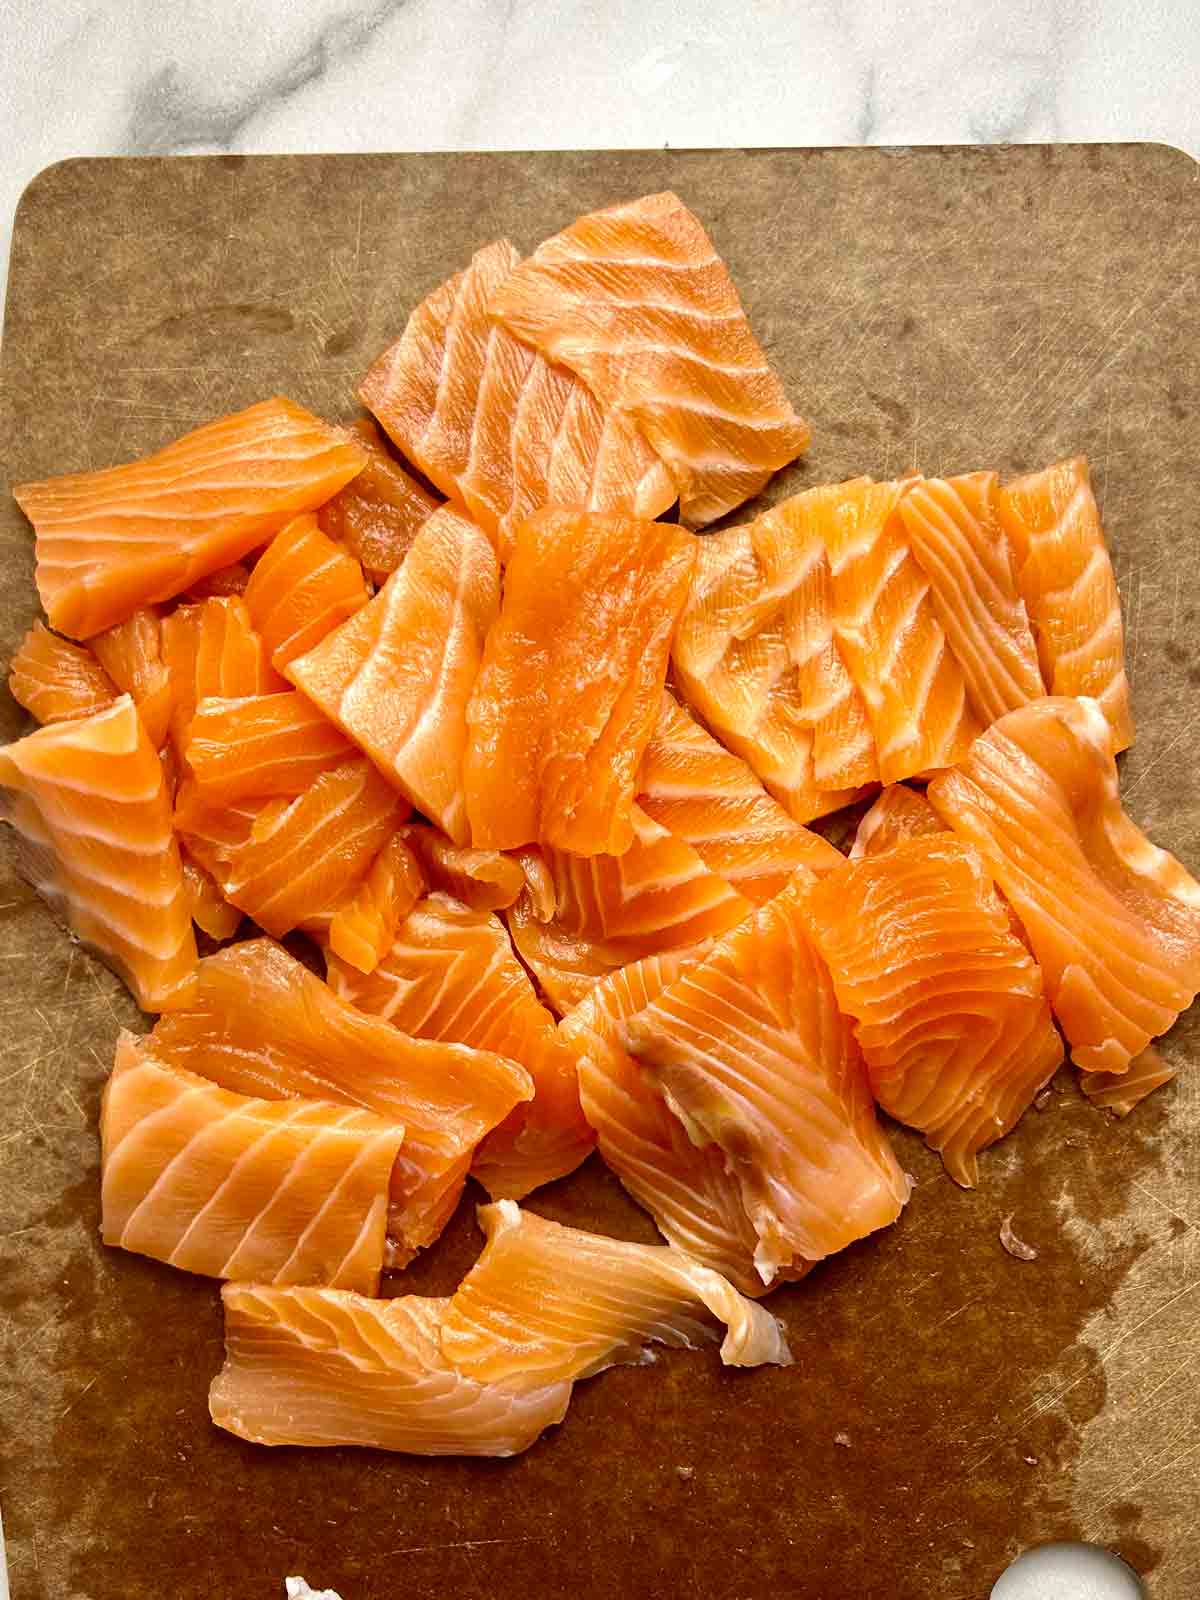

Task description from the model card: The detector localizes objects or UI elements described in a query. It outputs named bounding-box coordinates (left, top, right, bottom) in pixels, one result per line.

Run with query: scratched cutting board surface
left=0, top=145, right=1198, bottom=1600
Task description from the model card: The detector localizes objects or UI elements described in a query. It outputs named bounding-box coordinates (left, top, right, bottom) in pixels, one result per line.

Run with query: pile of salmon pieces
left=3, top=189, right=1194, bottom=1458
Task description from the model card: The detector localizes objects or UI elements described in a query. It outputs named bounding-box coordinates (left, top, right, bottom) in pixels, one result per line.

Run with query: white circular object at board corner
left=991, top=1541, right=1145, bottom=1599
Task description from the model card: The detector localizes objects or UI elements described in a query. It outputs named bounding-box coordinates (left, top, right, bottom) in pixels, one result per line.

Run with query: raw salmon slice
left=396, top=823, right=526, bottom=913
left=162, top=596, right=286, bottom=755
left=360, top=239, right=675, bottom=564
left=996, top=457, right=1134, bottom=750
left=150, top=937, right=533, bottom=1265
left=7, top=621, right=116, bottom=725
left=327, top=832, right=426, bottom=974
left=15, top=397, right=366, bottom=639
left=211, top=1284, right=572, bottom=1456
left=91, top=607, right=174, bottom=749
left=488, top=191, right=811, bottom=527
left=928, top=696, right=1200, bottom=1074
left=439, top=1201, right=791, bottom=1384
left=288, top=507, right=499, bottom=845
left=0, top=696, right=196, bottom=1009
left=899, top=472, right=1045, bottom=724
left=177, top=756, right=406, bottom=939
left=638, top=693, right=846, bottom=901
left=1080, top=1046, right=1177, bottom=1117
left=849, top=782, right=1029, bottom=945
left=824, top=478, right=983, bottom=782
left=671, top=482, right=881, bottom=823
left=624, top=875, right=910, bottom=1279
left=101, top=1032, right=404, bottom=1293
left=562, top=954, right=782, bottom=1296
left=182, top=853, right=242, bottom=941
left=504, top=805, right=754, bottom=1016
left=802, top=836, right=1064, bottom=1186
left=464, top=508, right=695, bottom=855
left=318, top=419, right=440, bottom=582
left=849, top=784, right=946, bottom=860
left=327, top=892, right=593, bottom=1200
left=244, top=512, right=371, bottom=672
left=184, top=692, right=354, bottom=806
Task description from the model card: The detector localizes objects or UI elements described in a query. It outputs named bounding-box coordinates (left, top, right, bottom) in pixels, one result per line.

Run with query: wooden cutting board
left=1, top=145, right=1198, bottom=1600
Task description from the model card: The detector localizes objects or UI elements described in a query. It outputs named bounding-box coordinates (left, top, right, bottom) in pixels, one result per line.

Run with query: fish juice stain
left=742, top=1091, right=1170, bottom=1599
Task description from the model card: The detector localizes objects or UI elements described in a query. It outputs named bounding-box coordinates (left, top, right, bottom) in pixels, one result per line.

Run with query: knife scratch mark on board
left=386, top=1538, right=545, bottom=1558
left=1100, top=386, right=1115, bottom=506
left=1130, top=1178, right=1198, bottom=1231
left=58, top=1375, right=99, bottom=1418
left=1124, top=727, right=1190, bottom=800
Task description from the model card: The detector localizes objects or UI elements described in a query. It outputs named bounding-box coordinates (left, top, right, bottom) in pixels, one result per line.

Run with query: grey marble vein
left=123, top=0, right=413, bottom=156
left=855, top=62, right=879, bottom=145
left=967, top=64, right=1060, bottom=145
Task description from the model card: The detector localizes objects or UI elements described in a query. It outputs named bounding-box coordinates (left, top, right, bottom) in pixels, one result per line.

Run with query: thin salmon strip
left=562, top=955, right=789, bottom=1297
left=824, top=479, right=983, bottom=782
left=624, top=875, right=910, bottom=1280
left=1080, top=1046, right=1177, bottom=1118
left=327, top=892, right=594, bottom=1200
left=504, top=900, right=633, bottom=1018
left=439, top=1201, right=792, bottom=1384
left=465, top=508, right=695, bottom=855
left=849, top=784, right=946, bottom=860
left=184, top=561, right=252, bottom=600
left=327, top=832, right=426, bottom=974
left=176, top=756, right=407, bottom=938
left=162, top=596, right=286, bottom=756
left=182, top=853, right=242, bottom=941
left=489, top=192, right=811, bottom=527
left=7, top=621, right=117, bottom=724
left=150, top=937, right=533, bottom=1265
left=101, top=1032, right=404, bottom=1293
left=318, top=419, right=440, bottom=582
left=671, top=484, right=880, bottom=823
left=997, top=457, right=1133, bottom=750
left=360, top=240, right=675, bottom=564
left=397, top=823, right=526, bottom=913
left=184, top=692, right=354, bottom=806
left=637, top=692, right=845, bottom=901
left=899, top=472, right=1045, bottom=724
left=0, top=696, right=196, bottom=1009
left=172, top=786, right=260, bottom=857
left=14, top=397, right=366, bottom=640
left=243, top=513, right=371, bottom=672
left=503, top=806, right=754, bottom=1017
left=211, top=1284, right=573, bottom=1456
left=929, top=696, right=1200, bottom=1074
left=802, top=837, right=1064, bottom=1186
left=91, top=607, right=174, bottom=749
left=514, top=846, right=555, bottom=920
left=288, top=507, right=499, bottom=846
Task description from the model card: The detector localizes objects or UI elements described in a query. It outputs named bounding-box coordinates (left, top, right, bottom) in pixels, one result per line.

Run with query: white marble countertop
left=1, top=3, right=1198, bottom=1598
left=2, top=0, right=1200, bottom=309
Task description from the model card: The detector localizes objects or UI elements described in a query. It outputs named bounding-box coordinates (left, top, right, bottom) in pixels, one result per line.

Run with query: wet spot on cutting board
left=867, top=391, right=910, bottom=429
left=148, top=303, right=296, bottom=341
left=323, top=324, right=360, bottom=357
left=1107, top=1501, right=1161, bottom=1576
